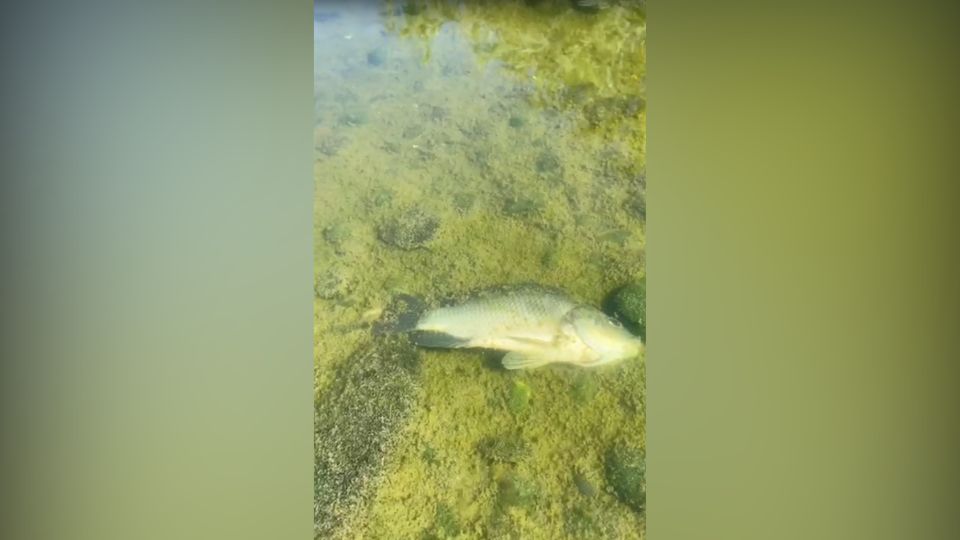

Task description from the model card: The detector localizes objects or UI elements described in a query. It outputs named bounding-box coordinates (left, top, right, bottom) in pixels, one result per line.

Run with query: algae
left=314, top=1, right=645, bottom=537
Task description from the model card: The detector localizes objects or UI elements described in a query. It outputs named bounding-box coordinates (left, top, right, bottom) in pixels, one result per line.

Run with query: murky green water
left=314, top=1, right=645, bottom=538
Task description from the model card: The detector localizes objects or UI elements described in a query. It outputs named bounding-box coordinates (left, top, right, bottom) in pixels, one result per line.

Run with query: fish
left=410, top=285, right=644, bottom=370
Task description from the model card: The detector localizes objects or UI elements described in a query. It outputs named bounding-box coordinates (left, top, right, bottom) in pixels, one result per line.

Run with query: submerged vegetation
left=315, top=1, right=645, bottom=537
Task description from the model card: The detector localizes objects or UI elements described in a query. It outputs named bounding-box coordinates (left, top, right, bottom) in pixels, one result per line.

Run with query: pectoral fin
left=501, top=351, right=553, bottom=370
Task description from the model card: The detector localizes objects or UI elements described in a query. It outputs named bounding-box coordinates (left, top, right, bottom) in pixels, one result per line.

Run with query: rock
left=604, top=445, right=646, bottom=513
left=508, top=115, right=525, bottom=128
left=314, top=335, right=421, bottom=537
left=608, top=278, right=646, bottom=340
left=377, top=208, right=439, bottom=250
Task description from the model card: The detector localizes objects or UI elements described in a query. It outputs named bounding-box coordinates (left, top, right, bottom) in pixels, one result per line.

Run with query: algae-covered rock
left=478, top=434, right=530, bottom=464
left=378, top=208, right=440, bottom=250
left=314, top=267, right=347, bottom=300
left=609, top=278, right=646, bottom=340
left=604, top=444, right=646, bottom=513
left=314, top=335, right=421, bottom=538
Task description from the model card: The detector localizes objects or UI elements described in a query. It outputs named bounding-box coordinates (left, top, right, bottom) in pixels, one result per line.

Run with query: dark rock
left=378, top=208, right=440, bottom=250
left=604, top=445, right=646, bottom=513
left=607, top=278, right=646, bottom=340
left=314, top=336, right=420, bottom=537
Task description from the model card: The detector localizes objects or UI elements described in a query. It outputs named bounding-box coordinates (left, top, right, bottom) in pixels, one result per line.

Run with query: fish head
left=568, top=306, right=644, bottom=365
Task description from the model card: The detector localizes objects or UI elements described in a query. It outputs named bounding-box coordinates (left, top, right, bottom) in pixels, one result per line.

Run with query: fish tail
left=372, top=294, right=427, bottom=335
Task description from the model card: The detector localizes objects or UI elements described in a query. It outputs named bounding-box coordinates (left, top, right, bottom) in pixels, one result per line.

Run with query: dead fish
left=411, top=285, right=644, bottom=370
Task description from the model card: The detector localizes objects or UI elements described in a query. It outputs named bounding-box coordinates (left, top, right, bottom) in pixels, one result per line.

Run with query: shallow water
left=314, top=1, right=645, bottom=538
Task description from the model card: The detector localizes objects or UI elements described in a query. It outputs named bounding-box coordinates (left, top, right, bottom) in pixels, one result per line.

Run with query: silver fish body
left=414, top=286, right=644, bottom=369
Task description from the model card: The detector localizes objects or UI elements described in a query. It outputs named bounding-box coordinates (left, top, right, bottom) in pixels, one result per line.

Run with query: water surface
left=314, top=2, right=646, bottom=537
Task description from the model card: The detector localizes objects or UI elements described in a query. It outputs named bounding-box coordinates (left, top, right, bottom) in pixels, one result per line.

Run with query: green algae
left=506, top=379, right=532, bottom=414
left=314, top=1, right=645, bottom=537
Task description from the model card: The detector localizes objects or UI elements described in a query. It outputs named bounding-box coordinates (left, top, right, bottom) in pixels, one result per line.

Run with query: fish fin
left=501, top=352, right=553, bottom=370
left=412, top=330, right=470, bottom=348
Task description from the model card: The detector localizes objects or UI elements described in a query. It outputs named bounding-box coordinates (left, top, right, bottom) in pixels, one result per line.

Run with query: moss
left=571, top=373, right=598, bottom=403
left=506, top=379, right=532, bottom=414
left=604, top=444, right=646, bottom=514
left=421, top=503, right=460, bottom=539
left=497, top=472, right=539, bottom=509
left=572, top=470, right=597, bottom=497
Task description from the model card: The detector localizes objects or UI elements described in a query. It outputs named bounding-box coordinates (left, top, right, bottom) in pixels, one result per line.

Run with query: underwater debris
left=314, top=335, right=421, bottom=538
left=604, top=444, right=646, bottom=513
left=377, top=207, right=440, bottom=250
left=572, top=470, right=597, bottom=498
left=501, top=194, right=544, bottom=218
